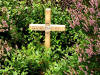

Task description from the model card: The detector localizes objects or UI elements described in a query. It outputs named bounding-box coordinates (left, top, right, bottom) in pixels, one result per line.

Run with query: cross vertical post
left=45, top=8, right=51, bottom=48
left=29, top=8, right=65, bottom=49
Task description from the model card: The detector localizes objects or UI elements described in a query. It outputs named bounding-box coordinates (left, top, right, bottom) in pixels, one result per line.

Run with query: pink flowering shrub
left=67, top=0, right=100, bottom=74
left=68, top=0, right=100, bottom=75
left=0, top=19, right=8, bottom=32
left=0, top=0, right=34, bottom=48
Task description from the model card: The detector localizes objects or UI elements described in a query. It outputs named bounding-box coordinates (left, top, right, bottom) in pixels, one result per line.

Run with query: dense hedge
left=0, top=0, right=77, bottom=49
left=0, top=0, right=100, bottom=75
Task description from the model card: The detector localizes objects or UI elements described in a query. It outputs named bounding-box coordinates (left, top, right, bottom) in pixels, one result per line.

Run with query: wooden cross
left=29, top=8, right=65, bottom=48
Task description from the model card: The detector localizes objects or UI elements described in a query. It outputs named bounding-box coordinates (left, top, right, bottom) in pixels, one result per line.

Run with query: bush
left=0, top=42, right=79, bottom=75
left=0, top=0, right=77, bottom=49
left=67, top=0, right=100, bottom=74
left=1, top=0, right=98, bottom=75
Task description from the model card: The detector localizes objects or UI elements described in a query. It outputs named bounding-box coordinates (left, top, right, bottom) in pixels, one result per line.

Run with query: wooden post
left=45, top=8, right=51, bottom=48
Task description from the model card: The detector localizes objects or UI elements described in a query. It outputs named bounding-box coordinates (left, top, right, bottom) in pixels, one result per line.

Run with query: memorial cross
left=29, top=8, right=65, bottom=48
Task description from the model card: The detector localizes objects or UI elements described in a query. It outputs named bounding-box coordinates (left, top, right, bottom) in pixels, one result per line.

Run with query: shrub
left=67, top=0, right=100, bottom=74
left=0, top=42, right=79, bottom=75
left=0, top=0, right=77, bottom=49
left=0, top=0, right=89, bottom=75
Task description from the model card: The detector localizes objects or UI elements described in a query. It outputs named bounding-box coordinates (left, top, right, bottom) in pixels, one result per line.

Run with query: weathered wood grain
left=45, top=8, right=51, bottom=48
left=29, top=24, right=65, bottom=31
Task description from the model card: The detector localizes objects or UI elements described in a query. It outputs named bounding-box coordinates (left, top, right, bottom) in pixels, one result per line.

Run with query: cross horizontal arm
left=29, top=24, right=45, bottom=31
left=29, top=24, right=65, bottom=31
left=51, top=24, right=65, bottom=31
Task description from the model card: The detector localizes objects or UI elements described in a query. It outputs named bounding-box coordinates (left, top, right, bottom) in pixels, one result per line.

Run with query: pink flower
left=94, top=0, right=98, bottom=8
left=84, top=8, right=88, bottom=14
left=76, top=2, right=82, bottom=8
left=2, top=20, right=8, bottom=27
left=6, top=47, right=10, bottom=52
left=90, top=0, right=94, bottom=3
left=80, top=54, right=82, bottom=57
left=85, top=66, right=88, bottom=70
left=68, top=20, right=75, bottom=28
left=82, top=27, right=89, bottom=32
left=0, top=29, right=5, bottom=32
left=70, top=71, right=73, bottom=75
left=89, top=0, right=94, bottom=7
left=86, top=48, right=94, bottom=57
left=79, top=66, right=84, bottom=71
left=78, top=14, right=82, bottom=20
left=5, top=29, right=8, bottom=31
left=73, top=21, right=77, bottom=25
left=72, top=0, right=76, bottom=2
left=84, top=71, right=88, bottom=75
left=98, top=35, right=100, bottom=38
left=2, top=20, right=7, bottom=25
left=4, top=25, right=8, bottom=27
left=91, top=70, right=94, bottom=73
left=16, top=6, right=19, bottom=9
left=78, top=57, right=83, bottom=62
left=89, top=16, right=93, bottom=19
left=94, top=26, right=98, bottom=34
left=70, top=24, right=75, bottom=29
left=97, top=12, right=100, bottom=16
left=75, top=17, right=80, bottom=25
left=79, top=0, right=83, bottom=2
left=89, top=20, right=95, bottom=25
left=90, top=0, right=98, bottom=8
left=89, top=8, right=95, bottom=14
left=90, top=38, right=93, bottom=42
left=91, top=70, right=94, bottom=75
left=97, top=50, right=100, bottom=54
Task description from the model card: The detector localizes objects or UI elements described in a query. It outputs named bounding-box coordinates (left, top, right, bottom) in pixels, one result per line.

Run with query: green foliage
left=0, top=0, right=77, bottom=49
left=0, top=42, right=79, bottom=75
left=1, top=0, right=99, bottom=75
left=68, top=0, right=100, bottom=74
